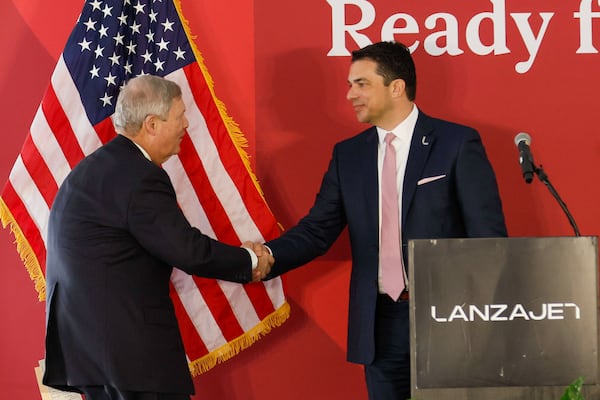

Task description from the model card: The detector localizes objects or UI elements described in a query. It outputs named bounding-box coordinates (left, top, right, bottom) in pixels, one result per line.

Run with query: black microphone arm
left=513, top=133, right=581, bottom=237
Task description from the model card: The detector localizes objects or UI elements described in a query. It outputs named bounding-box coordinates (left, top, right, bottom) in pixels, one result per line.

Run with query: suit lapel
left=402, top=113, right=435, bottom=226
left=362, top=128, right=379, bottom=231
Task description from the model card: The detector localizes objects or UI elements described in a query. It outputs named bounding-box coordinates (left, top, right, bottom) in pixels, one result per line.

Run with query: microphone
left=514, top=132, right=534, bottom=184
left=512, top=132, right=581, bottom=236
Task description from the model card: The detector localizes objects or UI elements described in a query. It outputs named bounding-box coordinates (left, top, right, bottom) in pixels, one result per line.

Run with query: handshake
left=242, top=242, right=275, bottom=282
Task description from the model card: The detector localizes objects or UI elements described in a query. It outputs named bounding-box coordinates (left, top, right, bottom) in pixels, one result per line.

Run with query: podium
left=408, top=237, right=599, bottom=399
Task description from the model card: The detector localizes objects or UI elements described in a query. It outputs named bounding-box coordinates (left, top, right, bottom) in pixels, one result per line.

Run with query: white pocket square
left=417, top=174, right=446, bottom=186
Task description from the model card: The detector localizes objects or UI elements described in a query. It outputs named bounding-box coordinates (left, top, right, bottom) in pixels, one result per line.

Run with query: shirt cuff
left=243, top=247, right=258, bottom=269
left=264, top=245, right=273, bottom=256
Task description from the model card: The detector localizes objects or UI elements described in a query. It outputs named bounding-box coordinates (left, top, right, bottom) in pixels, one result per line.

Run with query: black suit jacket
left=43, top=135, right=252, bottom=394
left=266, top=111, right=507, bottom=365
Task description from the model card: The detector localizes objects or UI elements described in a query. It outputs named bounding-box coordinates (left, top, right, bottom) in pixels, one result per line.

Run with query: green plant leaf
left=560, top=376, right=585, bottom=400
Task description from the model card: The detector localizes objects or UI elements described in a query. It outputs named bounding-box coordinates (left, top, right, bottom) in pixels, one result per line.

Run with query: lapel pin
left=422, top=136, right=430, bottom=146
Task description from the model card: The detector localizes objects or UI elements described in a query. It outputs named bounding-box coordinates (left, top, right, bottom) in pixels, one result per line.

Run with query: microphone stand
left=532, top=164, right=581, bottom=237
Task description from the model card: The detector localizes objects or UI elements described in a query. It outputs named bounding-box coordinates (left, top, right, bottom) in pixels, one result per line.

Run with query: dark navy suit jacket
left=43, top=134, right=252, bottom=394
left=266, top=111, right=507, bottom=365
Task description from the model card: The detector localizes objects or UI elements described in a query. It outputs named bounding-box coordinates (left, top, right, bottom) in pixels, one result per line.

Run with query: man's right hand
left=251, top=242, right=274, bottom=282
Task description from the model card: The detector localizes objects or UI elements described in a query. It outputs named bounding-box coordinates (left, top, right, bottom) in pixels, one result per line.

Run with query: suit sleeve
left=127, top=169, right=252, bottom=283
left=455, top=130, right=508, bottom=237
left=266, top=145, right=348, bottom=277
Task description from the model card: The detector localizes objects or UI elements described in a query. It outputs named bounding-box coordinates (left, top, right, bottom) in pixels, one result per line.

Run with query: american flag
left=0, top=0, right=288, bottom=375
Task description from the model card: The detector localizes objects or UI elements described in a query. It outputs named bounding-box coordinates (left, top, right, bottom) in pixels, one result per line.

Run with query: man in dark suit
left=43, top=75, right=272, bottom=400
left=261, top=41, right=507, bottom=399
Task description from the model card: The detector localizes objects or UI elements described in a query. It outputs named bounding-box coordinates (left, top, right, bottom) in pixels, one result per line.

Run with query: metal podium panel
left=408, top=237, right=599, bottom=399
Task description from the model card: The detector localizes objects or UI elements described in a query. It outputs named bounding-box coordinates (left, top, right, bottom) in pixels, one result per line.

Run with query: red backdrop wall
left=1, top=1, right=598, bottom=399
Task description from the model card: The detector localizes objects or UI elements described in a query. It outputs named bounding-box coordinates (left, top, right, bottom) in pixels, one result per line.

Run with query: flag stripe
left=171, top=68, right=265, bottom=243
left=167, top=69, right=246, bottom=243
left=94, top=118, right=118, bottom=145
left=217, top=281, right=262, bottom=331
left=52, top=57, right=103, bottom=157
left=169, top=280, right=210, bottom=361
left=182, top=66, right=280, bottom=240
left=1, top=182, right=47, bottom=275
left=30, top=106, right=72, bottom=189
left=241, top=282, right=280, bottom=322
left=172, top=270, right=228, bottom=350
left=163, top=156, right=217, bottom=237
left=19, top=135, right=57, bottom=208
left=196, top=278, right=245, bottom=341
left=264, top=277, right=287, bottom=308
left=177, top=134, right=238, bottom=243
left=9, top=157, right=50, bottom=244
left=42, top=85, right=86, bottom=168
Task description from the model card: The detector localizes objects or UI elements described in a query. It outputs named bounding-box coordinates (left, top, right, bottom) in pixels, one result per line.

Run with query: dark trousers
left=79, top=386, right=191, bottom=400
left=364, top=294, right=411, bottom=400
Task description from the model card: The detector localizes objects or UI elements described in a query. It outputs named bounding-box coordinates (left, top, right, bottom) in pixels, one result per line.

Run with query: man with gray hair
left=43, top=75, right=272, bottom=399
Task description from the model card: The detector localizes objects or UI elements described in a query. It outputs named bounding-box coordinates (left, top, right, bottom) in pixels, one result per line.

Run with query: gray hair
left=112, top=75, right=182, bottom=136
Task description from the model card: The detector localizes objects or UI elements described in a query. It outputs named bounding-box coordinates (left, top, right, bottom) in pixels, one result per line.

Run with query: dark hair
left=351, top=41, right=417, bottom=101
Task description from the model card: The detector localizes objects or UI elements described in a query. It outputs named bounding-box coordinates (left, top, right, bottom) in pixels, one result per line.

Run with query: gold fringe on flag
left=0, top=197, right=46, bottom=301
left=188, top=302, right=290, bottom=376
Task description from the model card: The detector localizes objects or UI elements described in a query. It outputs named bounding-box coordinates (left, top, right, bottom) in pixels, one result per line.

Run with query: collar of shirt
left=376, top=104, right=419, bottom=146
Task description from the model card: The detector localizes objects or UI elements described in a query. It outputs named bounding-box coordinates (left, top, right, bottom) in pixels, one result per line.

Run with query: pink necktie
left=381, top=133, right=405, bottom=301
